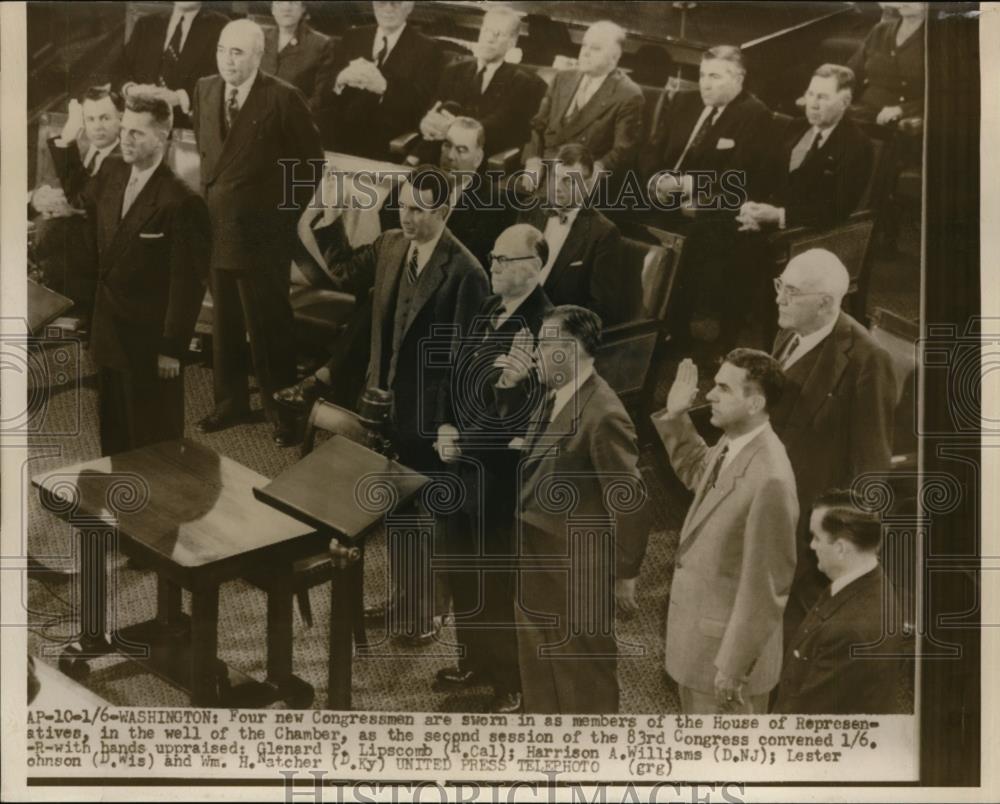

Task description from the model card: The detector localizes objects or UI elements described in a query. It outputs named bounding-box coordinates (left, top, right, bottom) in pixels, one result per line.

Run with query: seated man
left=407, top=6, right=546, bottom=162
left=520, top=21, right=644, bottom=194
left=518, top=143, right=635, bottom=327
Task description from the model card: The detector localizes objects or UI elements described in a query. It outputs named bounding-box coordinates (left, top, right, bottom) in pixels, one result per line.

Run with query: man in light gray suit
left=652, top=349, right=798, bottom=714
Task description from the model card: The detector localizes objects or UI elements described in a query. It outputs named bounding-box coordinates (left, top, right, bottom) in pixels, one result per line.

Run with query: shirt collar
left=785, top=314, right=839, bottom=368
left=375, top=24, right=406, bottom=59
left=127, top=153, right=164, bottom=189
left=721, top=420, right=770, bottom=466
left=830, top=557, right=880, bottom=597
left=496, top=286, right=536, bottom=323
left=227, top=70, right=258, bottom=107
left=167, top=7, right=199, bottom=43
left=550, top=362, right=595, bottom=421
left=408, top=227, right=445, bottom=276
left=813, top=119, right=840, bottom=147
left=86, top=138, right=119, bottom=165
left=545, top=205, right=582, bottom=227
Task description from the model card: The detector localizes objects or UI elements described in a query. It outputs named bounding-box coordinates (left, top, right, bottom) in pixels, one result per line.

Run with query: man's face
left=549, top=160, right=590, bottom=208
left=534, top=320, right=577, bottom=388
left=489, top=229, right=539, bottom=298
left=477, top=12, right=517, bottom=63
left=82, top=96, right=121, bottom=149
left=440, top=124, right=483, bottom=174
left=398, top=181, right=446, bottom=243
left=217, top=26, right=261, bottom=86
left=577, top=26, right=619, bottom=77
left=372, top=1, right=413, bottom=33
left=809, top=508, right=842, bottom=580
left=803, top=75, right=849, bottom=128
left=271, top=1, right=305, bottom=28
left=699, top=58, right=743, bottom=108
left=705, top=361, right=760, bottom=430
left=775, top=261, right=829, bottom=331
left=119, top=109, right=164, bottom=168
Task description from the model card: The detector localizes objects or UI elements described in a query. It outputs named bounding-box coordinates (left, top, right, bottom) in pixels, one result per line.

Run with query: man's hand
left=519, top=158, right=543, bottom=194
left=876, top=105, right=904, bottom=126
left=737, top=201, right=781, bottom=231
left=664, top=358, right=698, bottom=418
left=157, top=354, right=181, bottom=380
left=435, top=424, right=461, bottom=463
left=615, top=577, right=638, bottom=618
left=494, top=327, right=534, bottom=387
left=654, top=172, right=685, bottom=204
left=59, top=99, right=84, bottom=145
left=714, top=670, right=746, bottom=711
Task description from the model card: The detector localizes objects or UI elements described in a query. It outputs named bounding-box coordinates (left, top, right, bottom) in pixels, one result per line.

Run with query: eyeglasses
left=489, top=253, right=537, bottom=267
left=773, top=277, right=826, bottom=299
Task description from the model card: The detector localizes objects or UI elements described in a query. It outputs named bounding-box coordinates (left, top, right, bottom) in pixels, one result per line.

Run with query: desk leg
left=327, top=558, right=362, bottom=710
left=59, top=527, right=113, bottom=678
left=265, top=571, right=314, bottom=708
left=189, top=585, right=221, bottom=706
left=157, top=576, right=183, bottom=627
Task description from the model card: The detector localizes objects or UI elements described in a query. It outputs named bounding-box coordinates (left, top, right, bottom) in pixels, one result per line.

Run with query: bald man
left=768, top=249, right=896, bottom=641
left=521, top=20, right=644, bottom=191
left=191, top=19, right=323, bottom=447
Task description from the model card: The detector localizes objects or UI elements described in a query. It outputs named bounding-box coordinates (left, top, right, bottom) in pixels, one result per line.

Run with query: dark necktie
left=703, top=443, right=729, bottom=492
left=160, top=17, right=184, bottom=86
left=475, top=64, right=488, bottom=94
left=675, top=106, right=717, bottom=170
left=84, top=150, right=98, bottom=177
left=224, top=87, right=239, bottom=135
left=405, top=247, right=419, bottom=285
left=546, top=208, right=569, bottom=225
left=375, top=35, right=389, bottom=69
left=778, top=334, right=801, bottom=368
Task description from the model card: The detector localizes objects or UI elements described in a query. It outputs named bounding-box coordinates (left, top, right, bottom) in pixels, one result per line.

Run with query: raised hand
left=665, top=358, right=699, bottom=418
left=494, top=326, right=535, bottom=387
left=59, top=99, right=84, bottom=144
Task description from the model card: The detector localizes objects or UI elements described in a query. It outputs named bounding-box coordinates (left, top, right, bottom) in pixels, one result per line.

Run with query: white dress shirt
left=373, top=24, right=406, bottom=63
left=719, top=420, right=770, bottom=472
left=81, top=140, right=120, bottom=174
left=781, top=315, right=839, bottom=370
left=569, top=71, right=610, bottom=114
left=406, top=227, right=445, bottom=280
left=674, top=104, right=725, bottom=171
left=830, top=557, right=880, bottom=597
left=550, top=362, right=595, bottom=422
left=163, top=7, right=199, bottom=51
left=494, top=288, right=534, bottom=328
left=226, top=69, right=259, bottom=113
left=121, top=154, right=164, bottom=217
left=539, top=206, right=581, bottom=285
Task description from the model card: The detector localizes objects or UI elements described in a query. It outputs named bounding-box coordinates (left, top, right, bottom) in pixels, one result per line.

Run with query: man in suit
left=32, top=87, right=123, bottom=316
left=518, top=144, right=633, bottom=326
left=408, top=6, right=546, bottom=162
left=75, top=93, right=210, bottom=456
left=773, top=491, right=911, bottom=714
left=317, top=1, right=442, bottom=159
left=770, top=249, right=896, bottom=641
left=641, top=45, right=772, bottom=215
left=115, top=1, right=229, bottom=129
left=494, top=305, right=647, bottom=714
left=432, top=223, right=553, bottom=714
left=520, top=21, right=644, bottom=193
left=191, top=19, right=324, bottom=447
left=653, top=350, right=798, bottom=713
left=262, top=0, right=337, bottom=113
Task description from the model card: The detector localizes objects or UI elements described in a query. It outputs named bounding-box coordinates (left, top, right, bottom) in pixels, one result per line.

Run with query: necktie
left=475, top=63, right=488, bottom=94
left=84, top=150, right=98, bottom=177
left=160, top=16, right=184, bottom=85
left=703, top=443, right=729, bottom=492
left=779, top=334, right=801, bottom=368
left=546, top=208, right=569, bottom=225
left=375, top=35, right=389, bottom=69
left=789, top=128, right=822, bottom=172
left=224, top=87, right=239, bottom=134
left=120, top=174, right=140, bottom=219
left=674, top=106, right=717, bottom=171
left=565, top=77, right=590, bottom=119
left=525, top=389, right=557, bottom=451
left=405, top=247, right=419, bottom=285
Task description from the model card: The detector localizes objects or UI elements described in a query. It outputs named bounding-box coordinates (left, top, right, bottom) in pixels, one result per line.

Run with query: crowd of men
left=29, top=0, right=921, bottom=716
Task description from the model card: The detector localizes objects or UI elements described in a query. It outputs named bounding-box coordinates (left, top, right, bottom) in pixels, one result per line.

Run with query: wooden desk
left=254, top=435, right=429, bottom=709
left=33, top=439, right=324, bottom=707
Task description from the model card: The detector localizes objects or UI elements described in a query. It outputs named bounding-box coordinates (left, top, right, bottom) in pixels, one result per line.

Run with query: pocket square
left=139, top=232, right=165, bottom=239
left=716, top=138, right=735, bottom=150
left=569, top=260, right=584, bottom=267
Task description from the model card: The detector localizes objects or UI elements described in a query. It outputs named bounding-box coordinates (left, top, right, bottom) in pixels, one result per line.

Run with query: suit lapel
left=791, top=568, right=882, bottom=648
left=104, top=165, right=168, bottom=270
left=375, top=233, right=409, bottom=336
left=794, top=314, right=852, bottom=424
left=544, top=209, right=590, bottom=291
left=554, top=71, right=586, bottom=125
left=560, top=71, right=620, bottom=138
left=403, top=232, right=451, bottom=336
left=483, top=61, right=512, bottom=102
left=524, top=373, right=598, bottom=466
left=213, top=73, right=269, bottom=180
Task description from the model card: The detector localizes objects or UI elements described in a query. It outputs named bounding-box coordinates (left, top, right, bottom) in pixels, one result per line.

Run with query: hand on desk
left=336, top=59, right=388, bottom=96
left=736, top=201, right=782, bottom=232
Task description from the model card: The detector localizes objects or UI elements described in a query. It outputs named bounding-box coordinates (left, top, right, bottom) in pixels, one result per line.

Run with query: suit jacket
left=639, top=89, right=773, bottom=199
left=518, top=205, right=631, bottom=326
left=261, top=22, right=336, bottom=113
left=318, top=23, right=442, bottom=158
left=77, top=158, right=210, bottom=373
left=773, top=566, right=910, bottom=714
left=764, top=116, right=874, bottom=229
left=522, top=68, right=645, bottom=176
left=653, top=414, right=798, bottom=694
left=116, top=8, right=229, bottom=128
left=191, top=71, right=324, bottom=273
left=848, top=18, right=925, bottom=120
left=431, top=58, right=547, bottom=154
left=334, top=227, right=489, bottom=460
left=48, top=138, right=123, bottom=202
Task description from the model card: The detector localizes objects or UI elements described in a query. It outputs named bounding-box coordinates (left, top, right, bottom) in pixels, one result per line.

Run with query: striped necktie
left=406, top=247, right=419, bottom=285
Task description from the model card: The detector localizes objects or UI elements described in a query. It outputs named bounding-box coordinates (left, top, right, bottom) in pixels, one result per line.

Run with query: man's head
left=809, top=490, right=882, bottom=581
left=803, top=64, right=854, bottom=129
left=477, top=6, right=520, bottom=64
left=439, top=117, right=485, bottom=174
left=699, top=45, right=745, bottom=109
left=271, top=1, right=307, bottom=29
left=489, top=224, right=546, bottom=299
left=776, top=248, right=849, bottom=334
left=120, top=93, right=172, bottom=170
left=578, top=21, right=625, bottom=78
left=548, top=143, right=595, bottom=209
left=81, top=86, right=123, bottom=149
left=372, top=1, right=414, bottom=33
left=706, top=348, right=784, bottom=432
left=536, top=305, right=601, bottom=389
left=217, top=19, right=265, bottom=87
left=398, top=164, right=453, bottom=243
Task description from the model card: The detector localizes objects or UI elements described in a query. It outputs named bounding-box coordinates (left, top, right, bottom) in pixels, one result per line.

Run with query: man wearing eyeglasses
left=768, top=249, right=896, bottom=644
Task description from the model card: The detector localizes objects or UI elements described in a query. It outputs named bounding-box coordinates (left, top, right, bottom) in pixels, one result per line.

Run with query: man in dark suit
left=521, top=21, right=644, bottom=193
left=75, top=93, right=210, bottom=456
left=518, top=144, right=633, bottom=326
left=408, top=6, right=546, bottom=162
left=317, top=1, right=442, bottom=159
left=641, top=45, right=772, bottom=214
left=432, top=223, right=553, bottom=714
left=115, top=1, right=229, bottom=129
left=769, top=249, right=896, bottom=641
left=495, top=305, right=647, bottom=713
left=773, top=491, right=911, bottom=714
left=261, top=1, right=336, bottom=114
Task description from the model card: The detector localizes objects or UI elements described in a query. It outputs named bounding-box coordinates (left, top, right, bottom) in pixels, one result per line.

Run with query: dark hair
left=82, top=84, right=124, bottom=113
left=125, top=92, right=173, bottom=130
left=545, top=305, right=602, bottom=357
left=723, top=347, right=785, bottom=412
left=449, top=115, right=485, bottom=149
left=702, top=45, right=745, bottom=76
left=812, top=489, right=882, bottom=553
left=406, top=164, right=455, bottom=210
left=555, top=143, right=595, bottom=178
left=813, top=63, right=856, bottom=94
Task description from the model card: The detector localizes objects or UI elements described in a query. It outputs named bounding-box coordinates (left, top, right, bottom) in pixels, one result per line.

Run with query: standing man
left=191, top=19, right=324, bottom=447
left=653, top=351, right=798, bottom=713
left=76, top=93, right=210, bottom=456
left=432, top=224, right=553, bottom=714
left=769, top=249, right=896, bottom=641
left=773, top=490, right=911, bottom=714
left=498, top=305, right=648, bottom=714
